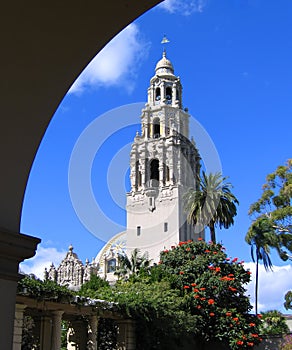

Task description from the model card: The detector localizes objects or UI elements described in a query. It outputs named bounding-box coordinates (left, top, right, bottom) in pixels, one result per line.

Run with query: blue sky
left=20, top=0, right=292, bottom=312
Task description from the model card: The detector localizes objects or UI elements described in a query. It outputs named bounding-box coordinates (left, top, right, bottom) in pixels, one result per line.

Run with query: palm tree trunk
left=209, top=221, right=216, bottom=243
left=255, top=252, right=259, bottom=315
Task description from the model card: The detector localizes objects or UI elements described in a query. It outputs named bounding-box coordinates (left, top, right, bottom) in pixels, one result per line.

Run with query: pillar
left=12, top=304, right=27, bottom=350
left=0, top=230, right=40, bottom=350
left=87, top=315, right=98, bottom=350
left=116, top=320, right=136, bottom=350
left=51, top=310, right=64, bottom=350
left=40, top=316, right=52, bottom=350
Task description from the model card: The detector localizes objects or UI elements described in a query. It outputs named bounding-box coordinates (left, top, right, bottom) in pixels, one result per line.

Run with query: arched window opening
left=150, top=159, right=159, bottom=186
left=107, top=258, right=116, bottom=273
left=153, top=118, right=160, bottom=138
left=135, top=161, right=142, bottom=189
left=166, top=165, right=170, bottom=182
left=155, top=87, right=161, bottom=101
left=166, top=87, right=172, bottom=104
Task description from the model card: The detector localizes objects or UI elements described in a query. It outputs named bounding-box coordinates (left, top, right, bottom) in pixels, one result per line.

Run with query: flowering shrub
left=159, top=239, right=262, bottom=349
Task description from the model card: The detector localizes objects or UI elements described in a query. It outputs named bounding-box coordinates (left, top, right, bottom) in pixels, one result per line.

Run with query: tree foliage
left=158, top=239, right=262, bottom=349
left=247, top=159, right=292, bottom=261
left=85, top=240, right=262, bottom=349
left=259, top=310, right=289, bottom=336
left=184, top=172, right=239, bottom=242
left=17, top=275, right=74, bottom=302
left=114, top=248, right=151, bottom=280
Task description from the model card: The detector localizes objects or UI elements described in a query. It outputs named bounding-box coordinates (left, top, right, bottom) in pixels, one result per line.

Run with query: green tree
left=248, top=159, right=292, bottom=260
left=114, top=248, right=151, bottom=279
left=284, top=290, right=292, bottom=311
left=246, top=159, right=292, bottom=313
left=79, top=274, right=110, bottom=296
left=158, top=239, right=262, bottom=349
left=184, top=171, right=239, bottom=242
left=259, top=310, right=289, bottom=335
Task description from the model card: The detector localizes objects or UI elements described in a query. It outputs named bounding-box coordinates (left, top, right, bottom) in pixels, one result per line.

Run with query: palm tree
left=184, top=171, right=239, bottom=243
left=114, top=248, right=151, bottom=280
left=245, top=216, right=278, bottom=315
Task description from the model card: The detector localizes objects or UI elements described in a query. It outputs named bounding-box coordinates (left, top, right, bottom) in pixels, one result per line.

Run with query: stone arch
left=0, top=3, right=161, bottom=349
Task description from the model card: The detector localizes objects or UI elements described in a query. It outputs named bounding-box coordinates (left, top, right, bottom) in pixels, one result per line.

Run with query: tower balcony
left=144, top=179, right=159, bottom=197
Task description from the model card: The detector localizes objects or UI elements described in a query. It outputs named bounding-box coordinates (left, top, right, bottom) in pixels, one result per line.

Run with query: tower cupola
left=155, top=50, right=174, bottom=75
left=147, top=51, right=182, bottom=109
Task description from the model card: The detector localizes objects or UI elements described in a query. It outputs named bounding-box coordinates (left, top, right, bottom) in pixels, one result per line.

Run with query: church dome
left=155, top=51, right=174, bottom=75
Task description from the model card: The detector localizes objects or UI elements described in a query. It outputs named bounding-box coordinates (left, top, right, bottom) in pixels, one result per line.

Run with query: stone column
left=87, top=315, right=98, bottom=350
left=0, top=230, right=40, bottom=350
left=172, top=83, right=177, bottom=107
left=161, top=82, right=165, bottom=104
left=117, top=320, right=136, bottom=350
left=51, top=310, right=64, bottom=350
left=40, top=316, right=52, bottom=350
left=12, top=304, right=27, bottom=350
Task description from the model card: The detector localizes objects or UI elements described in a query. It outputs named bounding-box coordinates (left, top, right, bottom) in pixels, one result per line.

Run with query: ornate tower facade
left=126, top=52, right=202, bottom=262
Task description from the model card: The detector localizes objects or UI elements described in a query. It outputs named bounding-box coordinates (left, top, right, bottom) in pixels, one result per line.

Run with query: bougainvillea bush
left=158, top=239, right=262, bottom=349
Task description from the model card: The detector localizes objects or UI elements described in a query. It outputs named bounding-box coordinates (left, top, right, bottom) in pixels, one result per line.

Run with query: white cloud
left=158, top=0, right=207, bottom=15
left=69, top=23, right=150, bottom=94
left=244, top=262, right=292, bottom=313
left=20, top=246, right=66, bottom=280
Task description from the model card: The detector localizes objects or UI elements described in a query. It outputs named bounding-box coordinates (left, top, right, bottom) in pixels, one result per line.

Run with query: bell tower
left=126, top=51, right=202, bottom=262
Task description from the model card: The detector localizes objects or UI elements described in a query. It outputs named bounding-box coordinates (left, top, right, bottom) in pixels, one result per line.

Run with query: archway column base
left=0, top=230, right=40, bottom=350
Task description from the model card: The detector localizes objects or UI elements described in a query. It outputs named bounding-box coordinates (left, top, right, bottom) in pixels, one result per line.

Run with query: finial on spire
left=161, top=35, right=170, bottom=56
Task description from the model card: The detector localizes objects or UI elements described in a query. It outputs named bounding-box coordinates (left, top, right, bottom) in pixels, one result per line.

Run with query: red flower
left=193, top=288, right=199, bottom=292
left=194, top=295, right=200, bottom=299
left=197, top=305, right=202, bottom=309
left=257, top=314, right=262, bottom=319
left=191, top=283, right=197, bottom=287
left=198, top=237, right=203, bottom=241
left=171, top=245, right=176, bottom=249
left=226, top=312, right=232, bottom=316
left=186, top=247, right=191, bottom=251
left=247, top=342, right=254, bottom=347
left=213, top=251, right=218, bottom=254
left=251, top=334, right=259, bottom=338
left=226, top=258, right=230, bottom=261
left=200, top=287, right=206, bottom=291
left=163, top=249, right=169, bottom=253
left=215, top=267, right=221, bottom=272
left=209, top=312, right=215, bottom=317
left=183, top=285, right=190, bottom=289
left=200, top=297, right=206, bottom=300
left=205, top=250, right=211, bottom=253
left=233, top=317, right=239, bottom=322
left=232, top=257, right=238, bottom=263
left=228, top=286, right=237, bottom=292
left=249, top=323, right=256, bottom=327
left=236, top=340, right=243, bottom=345
left=228, top=274, right=234, bottom=277
left=208, top=299, right=215, bottom=305
left=247, top=271, right=252, bottom=275
left=179, top=271, right=184, bottom=275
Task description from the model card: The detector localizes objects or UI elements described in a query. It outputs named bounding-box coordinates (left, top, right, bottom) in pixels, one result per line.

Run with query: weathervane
left=161, top=35, right=170, bottom=56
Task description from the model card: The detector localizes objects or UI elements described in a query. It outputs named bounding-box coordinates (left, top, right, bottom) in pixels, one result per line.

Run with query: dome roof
left=155, top=51, right=174, bottom=74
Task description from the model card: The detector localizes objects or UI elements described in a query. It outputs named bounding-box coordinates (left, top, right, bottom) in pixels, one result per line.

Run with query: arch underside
left=0, top=1, right=161, bottom=233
